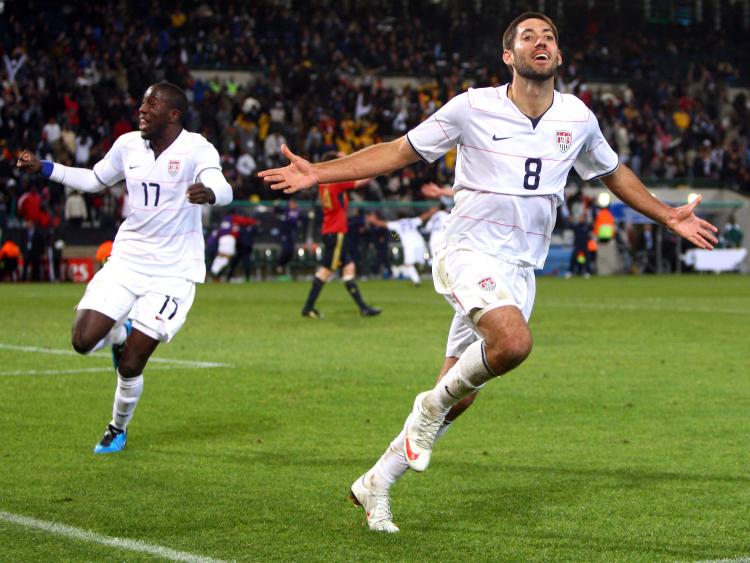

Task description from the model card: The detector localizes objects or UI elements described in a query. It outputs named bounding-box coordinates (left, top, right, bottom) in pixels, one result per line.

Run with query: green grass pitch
left=1, top=275, right=748, bottom=562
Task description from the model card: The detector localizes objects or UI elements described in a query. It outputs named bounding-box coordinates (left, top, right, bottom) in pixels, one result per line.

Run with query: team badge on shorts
left=168, top=159, right=181, bottom=176
left=556, top=130, right=572, bottom=153
left=478, top=277, right=496, bottom=291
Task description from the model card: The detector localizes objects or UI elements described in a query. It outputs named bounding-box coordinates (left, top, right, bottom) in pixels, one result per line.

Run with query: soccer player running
left=17, top=82, right=233, bottom=454
left=259, top=12, right=718, bottom=532
left=300, top=151, right=381, bottom=319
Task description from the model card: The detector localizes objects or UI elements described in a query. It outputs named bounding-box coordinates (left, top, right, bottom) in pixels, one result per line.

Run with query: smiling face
left=138, top=86, right=177, bottom=141
left=502, top=17, right=562, bottom=82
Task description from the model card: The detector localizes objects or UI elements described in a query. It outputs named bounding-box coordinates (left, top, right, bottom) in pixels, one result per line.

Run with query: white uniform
left=56, top=129, right=233, bottom=341
left=407, top=85, right=619, bottom=356
left=386, top=217, right=428, bottom=266
left=423, top=210, right=449, bottom=256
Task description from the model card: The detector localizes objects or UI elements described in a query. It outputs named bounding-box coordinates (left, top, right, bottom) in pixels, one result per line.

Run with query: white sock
left=88, top=324, right=128, bottom=354
left=369, top=420, right=455, bottom=491
left=429, top=340, right=494, bottom=411
left=111, top=371, right=143, bottom=430
left=403, top=264, right=420, bottom=284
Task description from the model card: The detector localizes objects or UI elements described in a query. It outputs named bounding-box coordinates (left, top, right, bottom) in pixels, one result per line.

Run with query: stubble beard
left=512, top=59, right=559, bottom=82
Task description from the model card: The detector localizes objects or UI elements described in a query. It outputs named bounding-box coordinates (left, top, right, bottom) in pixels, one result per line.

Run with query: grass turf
left=0, top=275, right=748, bottom=562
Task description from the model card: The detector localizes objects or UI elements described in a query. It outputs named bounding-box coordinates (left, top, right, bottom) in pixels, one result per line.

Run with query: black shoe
left=301, top=308, right=324, bottom=319
left=360, top=306, right=382, bottom=317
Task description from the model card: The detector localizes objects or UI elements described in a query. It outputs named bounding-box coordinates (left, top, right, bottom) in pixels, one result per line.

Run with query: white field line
left=690, top=558, right=750, bottom=563
left=543, top=302, right=749, bottom=316
left=0, top=366, right=210, bottom=377
left=0, top=510, right=228, bottom=563
left=0, top=343, right=231, bottom=371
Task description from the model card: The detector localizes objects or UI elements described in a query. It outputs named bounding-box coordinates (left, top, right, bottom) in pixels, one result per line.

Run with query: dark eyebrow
left=521, top=27, right=554, bottom=35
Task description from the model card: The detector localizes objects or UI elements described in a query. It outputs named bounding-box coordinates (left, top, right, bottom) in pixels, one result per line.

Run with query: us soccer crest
left=556, top=130, right=572, bottom=153
left=168, top=159, right=181, bottom=176
left=478, top=277, right=496, bottom=291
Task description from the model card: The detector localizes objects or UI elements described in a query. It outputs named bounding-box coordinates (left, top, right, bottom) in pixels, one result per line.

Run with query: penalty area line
left=0, top=510, right=228, bottom=563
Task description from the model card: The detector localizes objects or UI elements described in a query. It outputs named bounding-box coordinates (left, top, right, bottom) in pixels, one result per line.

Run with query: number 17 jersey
left=407, top=85, right=619, bottom=268
left=92, top=130, right=222, bottom=282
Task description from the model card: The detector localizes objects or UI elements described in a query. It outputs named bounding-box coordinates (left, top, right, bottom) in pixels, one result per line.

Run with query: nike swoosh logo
left=404, top=437, right=420, bottom=461
left=492, top=135, right=511, bottom=141
left=129, top=165, right=142, bottom=169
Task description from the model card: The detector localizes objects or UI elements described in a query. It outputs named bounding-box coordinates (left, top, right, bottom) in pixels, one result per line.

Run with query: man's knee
left=70, top=326, right=96, bottom=355
left=484, top=331, right=533, bottom=374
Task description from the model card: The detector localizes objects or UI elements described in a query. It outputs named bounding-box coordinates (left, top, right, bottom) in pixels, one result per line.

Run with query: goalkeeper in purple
left=17, top=82, right=233, bottom=454
left=259, top=13, right=718, bottom=532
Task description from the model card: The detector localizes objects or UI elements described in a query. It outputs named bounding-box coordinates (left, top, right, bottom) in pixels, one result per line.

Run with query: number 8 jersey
left=93, top=130, right=224, bottom=282
left=407, top=85, right=619, bottom=268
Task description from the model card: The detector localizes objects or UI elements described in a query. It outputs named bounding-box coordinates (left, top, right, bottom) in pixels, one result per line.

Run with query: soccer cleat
left=111, top=319, right=133, bottom=371
left=93, top=424, right=127, bottom=454
left=349, top=473, right=399, bottom=533
left=301, top=308, right=323, bottom=319
left=403, top=391, right=446, bottom=472
left=360, top=306, right=382, bottom=317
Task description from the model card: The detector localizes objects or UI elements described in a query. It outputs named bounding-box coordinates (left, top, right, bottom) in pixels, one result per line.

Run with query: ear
left=168, top=109, right=182, bottom=124
left=557, top=50, right=563, bottom=66
left=502, top=49, right=513, bottom=66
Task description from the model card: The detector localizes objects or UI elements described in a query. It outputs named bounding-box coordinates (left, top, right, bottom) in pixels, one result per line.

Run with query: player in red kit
left=301, top=152, right=381, bottom=319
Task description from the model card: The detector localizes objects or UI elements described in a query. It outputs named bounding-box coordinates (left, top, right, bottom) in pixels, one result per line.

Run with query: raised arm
left=17, top=149, right=108, bottom=193
left=258, top=136, right=420, bottom=194
left=601, top=164, right=718, bottom=250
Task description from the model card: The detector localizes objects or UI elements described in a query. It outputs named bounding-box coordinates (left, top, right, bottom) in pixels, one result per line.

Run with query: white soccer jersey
left=407, top=85, right=619, bottom=268
left=387, top=217, right=428, bottom=265
left=93, top=130, right=224, bottom=281
left=423, top=210, right=449, bottom=255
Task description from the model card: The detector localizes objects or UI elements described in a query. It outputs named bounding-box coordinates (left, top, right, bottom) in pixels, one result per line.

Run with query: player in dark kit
left=301, top=152, right=381, bottom=319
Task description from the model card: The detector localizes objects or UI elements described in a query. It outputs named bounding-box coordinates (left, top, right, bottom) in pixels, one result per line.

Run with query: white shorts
left=77, top=260, right=196, bottom=342
left=433, top=245, right=536, bottom=357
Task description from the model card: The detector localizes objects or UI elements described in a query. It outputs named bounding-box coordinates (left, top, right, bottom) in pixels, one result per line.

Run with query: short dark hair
left=501, top=12, right=559, bottom=52
left=152, top=81, right=188, bottom=116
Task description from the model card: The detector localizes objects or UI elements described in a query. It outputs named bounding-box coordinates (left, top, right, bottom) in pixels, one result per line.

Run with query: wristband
left=40, top=160, right=54, bottom=178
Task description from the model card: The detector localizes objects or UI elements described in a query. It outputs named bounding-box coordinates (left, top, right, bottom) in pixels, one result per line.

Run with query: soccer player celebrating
left=259, top=13, right=717, bottom=532
left=17, top=82, right=233, bottom=454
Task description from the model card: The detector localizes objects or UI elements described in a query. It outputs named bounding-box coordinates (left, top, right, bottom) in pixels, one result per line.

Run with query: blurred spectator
left=0, top=237, right=22, bottom=281
left=722, top=215, right=744, bottom=248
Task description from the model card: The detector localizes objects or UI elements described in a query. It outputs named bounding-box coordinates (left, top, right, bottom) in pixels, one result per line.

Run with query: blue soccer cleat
left=93, top=424, right=127, bottom=454
left=111, top=319, right=132, bottom=371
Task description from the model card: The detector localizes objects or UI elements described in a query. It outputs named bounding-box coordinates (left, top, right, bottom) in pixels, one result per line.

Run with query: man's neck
left=507, top=78, right=554, bottom=119
left=150, top=128, right=182, bottom=158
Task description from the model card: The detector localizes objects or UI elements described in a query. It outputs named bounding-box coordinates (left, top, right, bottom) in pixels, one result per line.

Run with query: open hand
left=258, top=144, right=318, bottom=194
left=666, top=195, right=718, bottom=250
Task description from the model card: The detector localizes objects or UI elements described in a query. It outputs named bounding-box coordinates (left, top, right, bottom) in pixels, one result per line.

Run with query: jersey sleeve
left=192, top=141, right=223, bottom=181
left=573, top=110, right=620, bottom=181
left=406, top=93, right=469, bottom=163
left=92, top=137, right=126, bottom=186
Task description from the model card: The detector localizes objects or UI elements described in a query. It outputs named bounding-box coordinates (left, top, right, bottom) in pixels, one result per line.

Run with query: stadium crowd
left=1, top=1, right=749, bottom=280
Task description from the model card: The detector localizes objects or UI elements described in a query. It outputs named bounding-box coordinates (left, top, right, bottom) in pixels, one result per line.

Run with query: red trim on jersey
left=460, top=144, right=576, bottom=162
left=455, top=214, right=552, bottom=240
left=319, top=181, right=356, bottom=234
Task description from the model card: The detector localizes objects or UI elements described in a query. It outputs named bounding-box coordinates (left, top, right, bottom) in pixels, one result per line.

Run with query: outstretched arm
left=17, top=149, right=108, bottom=193
left=258, top=136, right=420, bottom=194
left=601, top=165, right=718, bottom=249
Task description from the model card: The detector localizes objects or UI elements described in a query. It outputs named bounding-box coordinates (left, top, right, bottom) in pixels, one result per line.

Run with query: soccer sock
left=303, top=276, right=325, bottom=311
left=428, top=340, right=495, bottom=412
left=110, top=371, right=144, bottom=430
left=343, top=277, right=368, bottom=309
left=402, top=264, right=420, bottom=285
left=88, top=323, right=128, bottom=354
left=369, top=420, right=454, bottom=490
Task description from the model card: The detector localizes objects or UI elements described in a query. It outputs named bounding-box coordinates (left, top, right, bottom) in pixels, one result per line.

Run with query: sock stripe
left=480, top=341, right=499, bottom=377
